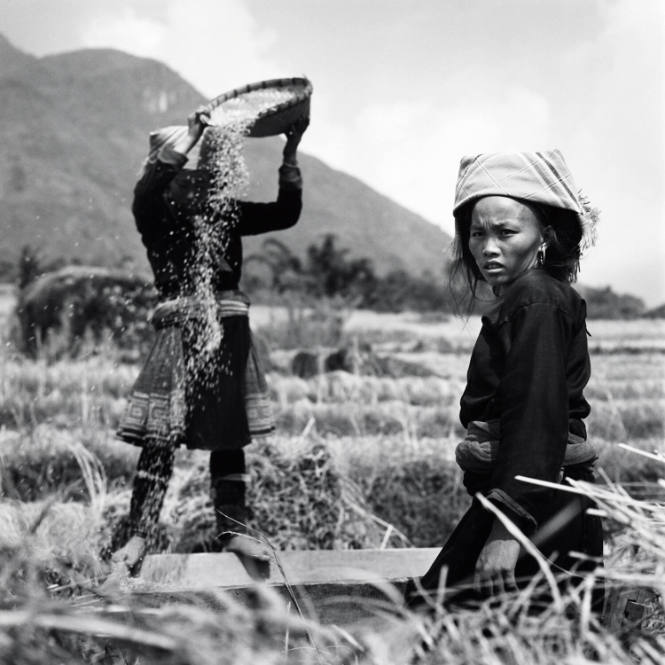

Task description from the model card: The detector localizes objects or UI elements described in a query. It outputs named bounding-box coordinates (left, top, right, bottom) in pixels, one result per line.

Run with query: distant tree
left=245, top=238, right=303, bottom=293
left=362, top=269, right=455, bottom=312
left=644, top=303, right=665, bottom=319
left=305, top=234, right=378, bottom=299
left=17, top=245, right=43, bottom=290
left=16, top=245, right=70, bottom=290
left=0, top=246, right=16, bottom=283
left=583, top=286, right=646, bottom=319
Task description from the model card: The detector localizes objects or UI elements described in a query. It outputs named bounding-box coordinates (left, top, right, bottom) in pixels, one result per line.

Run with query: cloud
left=78, top=0, right=278, bottom=96
left=307, top=87, right=552, bottom=229
left=2, top=0, right=662, bottom=303
left=81, top=7, right=165, bottom=53
left=556, top=0, right=665, bottom=302
left=2, top=0, right=277, bottom=96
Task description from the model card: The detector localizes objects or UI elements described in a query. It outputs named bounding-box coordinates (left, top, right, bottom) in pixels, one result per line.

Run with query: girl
left=408, top=150, right=603, bottom=611
left=111, top=107, right=308, bottom=572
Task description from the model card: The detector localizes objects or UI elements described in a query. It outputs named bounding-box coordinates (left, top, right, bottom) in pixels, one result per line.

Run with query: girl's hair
left=448, top=197, right=583, bottom=313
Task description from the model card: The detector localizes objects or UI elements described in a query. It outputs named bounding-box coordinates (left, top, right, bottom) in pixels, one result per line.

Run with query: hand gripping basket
left=203, top=77, right=312, bottom=137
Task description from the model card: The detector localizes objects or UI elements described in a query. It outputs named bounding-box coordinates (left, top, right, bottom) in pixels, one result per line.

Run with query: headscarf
left=144, top=126, right=211, bottom=207
left=147, top=125, right=189, bottom=163
left=453, top=150, right=597, bottom=248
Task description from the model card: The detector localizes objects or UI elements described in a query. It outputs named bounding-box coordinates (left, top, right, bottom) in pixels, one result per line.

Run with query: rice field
left=1, top=288, right=664, bottom=663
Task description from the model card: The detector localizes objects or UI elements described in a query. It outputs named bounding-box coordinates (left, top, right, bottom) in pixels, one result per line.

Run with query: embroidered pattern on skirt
left=117, top=290, right=273, bottom=449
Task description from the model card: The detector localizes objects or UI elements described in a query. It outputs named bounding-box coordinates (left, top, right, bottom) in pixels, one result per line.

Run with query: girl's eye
left=500, top=229, right=516, bottom=237
left=470, top=230, right=484, bottom=238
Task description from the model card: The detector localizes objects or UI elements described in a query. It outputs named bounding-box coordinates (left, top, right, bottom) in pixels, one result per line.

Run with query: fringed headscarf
left=453, top=150, right=598, bottom=250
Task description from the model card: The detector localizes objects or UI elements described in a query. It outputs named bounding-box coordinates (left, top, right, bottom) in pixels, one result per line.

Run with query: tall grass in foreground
left=1, top=315, right=663, bottom=662
left=1, top=446, right=664, bottom=664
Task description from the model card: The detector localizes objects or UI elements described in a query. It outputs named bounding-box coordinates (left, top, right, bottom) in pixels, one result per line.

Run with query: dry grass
left=0, top=310, right=664, bottom=662
left=1, top=449, right=665, bottom=664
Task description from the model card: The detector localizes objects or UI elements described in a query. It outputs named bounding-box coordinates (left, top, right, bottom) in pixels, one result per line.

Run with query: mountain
left=0, top=34, right=36, bottom=76
left=0, top=36, right=451, bottom=282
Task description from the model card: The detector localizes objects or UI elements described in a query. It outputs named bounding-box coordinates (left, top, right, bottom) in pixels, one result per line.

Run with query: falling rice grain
left=185, top=119, right=252, bottom=384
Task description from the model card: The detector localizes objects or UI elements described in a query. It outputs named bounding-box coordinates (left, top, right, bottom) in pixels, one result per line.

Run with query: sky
left=2, top=0, right=664, bottom=305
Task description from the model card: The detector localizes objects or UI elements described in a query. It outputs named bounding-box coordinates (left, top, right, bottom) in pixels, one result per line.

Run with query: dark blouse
left=460, top=269, right=591, bottom=531
left=132, top=147, right=303, bottom=298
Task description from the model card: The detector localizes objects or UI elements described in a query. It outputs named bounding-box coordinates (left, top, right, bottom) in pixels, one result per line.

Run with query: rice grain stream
left=185, top=120, right=251, bottom=383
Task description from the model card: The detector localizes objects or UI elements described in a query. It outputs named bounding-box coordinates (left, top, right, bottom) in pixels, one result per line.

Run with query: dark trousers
left=407, top=486, right=604, bottom=613
left=128, top=444, right=247, bottom=539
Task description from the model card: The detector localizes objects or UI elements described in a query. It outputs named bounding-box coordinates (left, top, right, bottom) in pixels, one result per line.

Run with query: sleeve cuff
left=279, top=163, right=303, bottom=190
left=158, top=146, right=189, bottom=167
left=486, top=488, right=538, bottom=533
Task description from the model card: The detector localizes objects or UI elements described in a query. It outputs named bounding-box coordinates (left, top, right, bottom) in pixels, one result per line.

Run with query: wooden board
left=139, top=548, right=439, bottom=590
left=134, top=548, right=439, bottom=626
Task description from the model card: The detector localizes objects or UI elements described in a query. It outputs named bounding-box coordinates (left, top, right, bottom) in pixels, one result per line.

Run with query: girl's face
left=468, top=196, right=545, bottom=294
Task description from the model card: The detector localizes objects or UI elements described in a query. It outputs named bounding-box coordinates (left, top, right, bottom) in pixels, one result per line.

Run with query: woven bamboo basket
left=203, top=76, right=312, bottom=137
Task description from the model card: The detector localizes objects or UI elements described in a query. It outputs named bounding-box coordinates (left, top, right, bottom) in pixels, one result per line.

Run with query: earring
left=537, top=246, right=547, bottom=267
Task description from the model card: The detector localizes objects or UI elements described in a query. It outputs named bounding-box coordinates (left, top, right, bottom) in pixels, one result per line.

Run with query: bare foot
left=221, top=533, right=271, bottom=562
left=110, top=535, right=147, bottom=575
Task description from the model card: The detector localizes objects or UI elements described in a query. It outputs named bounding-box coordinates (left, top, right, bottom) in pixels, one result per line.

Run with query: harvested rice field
left=1, top=290, right=664, bottom=663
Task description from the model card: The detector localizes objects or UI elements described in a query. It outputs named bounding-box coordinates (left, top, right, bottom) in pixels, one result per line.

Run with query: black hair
left=448, top=197, right=583, bottom=313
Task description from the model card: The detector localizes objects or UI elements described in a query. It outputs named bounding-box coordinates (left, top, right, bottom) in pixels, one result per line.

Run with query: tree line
left=243, top=234, right=456, bottom=312
left=4, top=238, right=652, bottom=318
left=242, top=234, right=651, bottom=318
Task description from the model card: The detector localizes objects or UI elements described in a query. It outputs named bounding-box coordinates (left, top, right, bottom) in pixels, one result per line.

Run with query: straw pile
left=1, top=445, right=663, bottom=664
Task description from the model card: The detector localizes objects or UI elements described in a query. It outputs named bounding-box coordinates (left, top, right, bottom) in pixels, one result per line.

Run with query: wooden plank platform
left=134, top=548, right=439, bottom=625
left=140, top=548, right=439, bottom=588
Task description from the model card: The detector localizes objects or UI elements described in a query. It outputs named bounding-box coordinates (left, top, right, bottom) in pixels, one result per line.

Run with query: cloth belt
left=151, top=291, right=250, bottom=328
left=455, top=419, right=598, bottom=474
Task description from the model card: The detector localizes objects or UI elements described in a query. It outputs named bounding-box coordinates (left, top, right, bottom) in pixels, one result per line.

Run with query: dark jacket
left=132, top=147, right=302, bottom=298
left=459, top=269, right=591, bottom=532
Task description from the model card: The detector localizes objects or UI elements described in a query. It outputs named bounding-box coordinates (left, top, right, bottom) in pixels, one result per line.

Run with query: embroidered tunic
left=118, top=147, right=303, bottom=451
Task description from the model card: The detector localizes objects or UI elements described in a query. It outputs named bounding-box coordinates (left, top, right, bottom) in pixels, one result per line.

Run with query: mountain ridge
left=0, top=35, right=451, bottom=282
left=0, top=34, right=37, bottom=76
